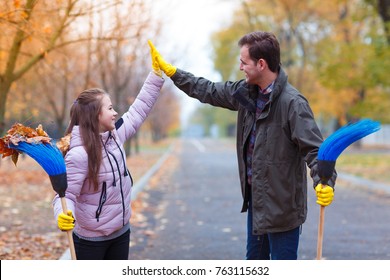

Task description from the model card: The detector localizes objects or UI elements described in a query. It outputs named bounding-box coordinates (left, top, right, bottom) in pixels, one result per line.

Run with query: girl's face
left=98, top=95, right=118, bottom=133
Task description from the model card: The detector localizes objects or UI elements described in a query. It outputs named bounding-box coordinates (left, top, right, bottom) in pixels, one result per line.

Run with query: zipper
left=95, top=182, right=107, bottom=222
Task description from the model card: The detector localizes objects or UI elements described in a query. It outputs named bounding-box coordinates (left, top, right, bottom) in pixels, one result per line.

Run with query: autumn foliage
left=0, top=123, right=52, bottom=164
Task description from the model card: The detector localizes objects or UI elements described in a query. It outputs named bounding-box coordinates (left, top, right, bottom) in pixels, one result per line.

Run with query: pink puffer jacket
left=53, top=72, right=164, bottom=238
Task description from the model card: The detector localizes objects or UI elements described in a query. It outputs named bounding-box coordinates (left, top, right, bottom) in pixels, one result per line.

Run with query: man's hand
left=57, top=210, right=75, bottom=231
left=315, top=184, right=334, bottom=207
left=148, top=40, right=177, bottom=77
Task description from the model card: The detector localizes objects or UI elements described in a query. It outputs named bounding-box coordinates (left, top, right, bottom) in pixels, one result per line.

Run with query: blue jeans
left=73, top=229, right=130, bottom=260
left=246, top=202, right=300, bottom=260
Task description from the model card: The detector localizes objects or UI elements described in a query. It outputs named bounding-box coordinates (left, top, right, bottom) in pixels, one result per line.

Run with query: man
left=148, top=31, right=336, bottom=260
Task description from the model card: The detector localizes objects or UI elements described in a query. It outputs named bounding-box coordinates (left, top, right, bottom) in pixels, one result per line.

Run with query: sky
left=151, top=0, right=240, bottom=128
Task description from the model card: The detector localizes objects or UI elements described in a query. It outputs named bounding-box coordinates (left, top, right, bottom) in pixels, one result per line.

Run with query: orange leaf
left=56, top=134, right=71, bottom=154
left=0, top=123, right=52, bottom=160
left=14, top=0, right=21, bottom=9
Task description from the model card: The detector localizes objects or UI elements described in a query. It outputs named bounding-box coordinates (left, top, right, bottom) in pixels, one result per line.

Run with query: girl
left=53, top=52, right=164, bottom=260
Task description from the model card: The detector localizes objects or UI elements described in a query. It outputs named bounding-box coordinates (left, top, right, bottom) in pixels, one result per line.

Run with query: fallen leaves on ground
left=0, top=156, right=67, bottom=260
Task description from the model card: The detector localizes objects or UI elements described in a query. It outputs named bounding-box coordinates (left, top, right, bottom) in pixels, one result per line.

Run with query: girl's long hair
left=65, top=88, right=107, bottom=191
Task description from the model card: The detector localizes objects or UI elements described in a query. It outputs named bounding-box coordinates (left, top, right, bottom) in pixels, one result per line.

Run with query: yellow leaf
left=21, top=11, right=28, bottom=19
left=36, top=124, right=47, bottom=136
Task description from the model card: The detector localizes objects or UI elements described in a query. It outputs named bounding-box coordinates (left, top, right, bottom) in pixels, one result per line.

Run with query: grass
left=335, top=151, right=390, bottom=185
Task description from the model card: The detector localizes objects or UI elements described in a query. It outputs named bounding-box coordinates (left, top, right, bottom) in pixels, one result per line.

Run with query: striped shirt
left=246, top=82, right=274, bottom=185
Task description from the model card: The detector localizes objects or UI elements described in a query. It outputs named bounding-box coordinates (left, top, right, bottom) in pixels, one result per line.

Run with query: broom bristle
left=10, top=142, right=66, bottom=176
left=318, top=119, right=381, bottom=162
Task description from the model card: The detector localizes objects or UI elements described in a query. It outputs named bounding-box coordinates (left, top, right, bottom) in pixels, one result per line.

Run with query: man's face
left=239, top=45, right=261, bottom=85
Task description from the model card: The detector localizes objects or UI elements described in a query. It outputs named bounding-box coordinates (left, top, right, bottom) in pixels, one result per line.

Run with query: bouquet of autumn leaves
left=0, top=122, right=71, bottom=196
left=0, top=123, right=69, bottom=164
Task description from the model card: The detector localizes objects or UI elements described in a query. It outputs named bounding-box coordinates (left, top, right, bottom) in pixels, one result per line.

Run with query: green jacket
left=171, top=67, right=336, bottom=235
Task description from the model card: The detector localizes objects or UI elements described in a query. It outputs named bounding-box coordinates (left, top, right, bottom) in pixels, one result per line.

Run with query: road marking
left=190, top=139, right=206, bottom=152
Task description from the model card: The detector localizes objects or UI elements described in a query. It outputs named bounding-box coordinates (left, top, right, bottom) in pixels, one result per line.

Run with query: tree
left=0, top=0, right=133, bottom=135
left=314, top=0, right=390, bottom=124
left=210, top=0, right=390, bottom=127
left=148, top=86, right=181, bottom=141
left=371, top=0, right=390, bottom=43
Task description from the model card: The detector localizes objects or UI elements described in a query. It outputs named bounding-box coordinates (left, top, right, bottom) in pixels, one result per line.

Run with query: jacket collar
left=70, top=126, right=115, bottom=148
left=100, top=130, right=112, bottom=144
left=270, top=67, right=288, bottom=102
left=238, top=66, right=288, bottom=105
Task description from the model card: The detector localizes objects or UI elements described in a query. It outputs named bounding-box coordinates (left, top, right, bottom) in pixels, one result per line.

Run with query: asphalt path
left=128, top=138, right=390, bottom=260
left=129, top=138, right=246, bottom=260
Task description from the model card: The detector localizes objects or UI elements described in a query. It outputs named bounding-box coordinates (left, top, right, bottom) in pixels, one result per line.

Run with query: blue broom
left=316, top=118, right=381, bottom=260
left=10, top=142, right=67, bottom=195
left=9, top=141, right=77, bottom=260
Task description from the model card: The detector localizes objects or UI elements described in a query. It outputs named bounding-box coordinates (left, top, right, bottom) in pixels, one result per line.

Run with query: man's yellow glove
left=57, top=210, right=75, bottom=231
left=147, top=40, right=177, bottom=77
left=315, top=184, right=334, bottom=207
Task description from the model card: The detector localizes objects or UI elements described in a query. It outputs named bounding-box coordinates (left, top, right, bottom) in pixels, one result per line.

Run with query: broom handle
left=316, top=205, right=325, bottom=260
left=60, top=197, right=77, bottom=260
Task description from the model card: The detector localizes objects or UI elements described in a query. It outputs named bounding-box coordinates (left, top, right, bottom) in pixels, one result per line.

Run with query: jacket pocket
left=128, top=169, right=133, bottom=185
left=266, top=124, right=294, bottom=162
left=95, top=181, right=107, bottom=222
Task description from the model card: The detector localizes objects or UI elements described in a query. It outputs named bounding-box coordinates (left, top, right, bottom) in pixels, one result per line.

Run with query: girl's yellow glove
left=148, top=40, right=177, bottom=77
left=315, top=184, right=334, bottom=206
left=57, top=210, right=75, bottom=231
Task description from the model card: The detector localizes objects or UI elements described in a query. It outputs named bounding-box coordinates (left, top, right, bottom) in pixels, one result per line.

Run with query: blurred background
left=0, top=0, right=389, bottom=147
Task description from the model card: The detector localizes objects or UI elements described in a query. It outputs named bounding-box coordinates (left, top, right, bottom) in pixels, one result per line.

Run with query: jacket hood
left=270, top=67, right=288, bottom=102
left=70, top=126, right=82, bottom=149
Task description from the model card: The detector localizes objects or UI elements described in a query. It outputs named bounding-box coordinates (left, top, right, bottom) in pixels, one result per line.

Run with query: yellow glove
left=57, top=210, right=75, bottom=231
left=147, top=40, right=177, bottom=77
left=315, top=184, right=334, bottom=207
left=148, top=40, right=162, bottom=77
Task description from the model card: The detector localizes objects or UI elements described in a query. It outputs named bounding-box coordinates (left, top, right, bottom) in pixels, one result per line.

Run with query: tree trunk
left=378, top=0, right=390, bottom=43
left=0, top=78, right=13, bottom=136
